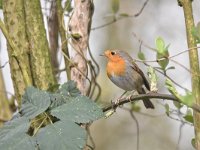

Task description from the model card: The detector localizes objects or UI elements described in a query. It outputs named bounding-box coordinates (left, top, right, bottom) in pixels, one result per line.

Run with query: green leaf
left=180, top=92, right=194, bottom=107
left=173, top=101, right=182, bottom=109
left=119, top=13, right=129, bottom=17
left=58, top=81, right=81, bottom=98
left=51, top=95, right=104, bottom=123
left=155, top=37, right=169, bottom=70
left=36, top=120, right=86, bottom=150
left=20, top=87, right=51, bottom=119
left=156, top=52, right=169, bottom=70
left=49, top=93, right=67, bottom=109
left=156, top=37, right=165, bottom=54
left=191, top=138, right=196, bottom=148
left=137, top=51, right=146, bottom=60
left=166, top=66, right=175, bottom=70
left=164, top=103, right=170, bottom=116
left=112, top=0, right=119, bottom=13
left=183, top=110, right=193, bottom=123
left=71, top=33, right=82, bottom=40
left=0, top=117, right=35, bottom=150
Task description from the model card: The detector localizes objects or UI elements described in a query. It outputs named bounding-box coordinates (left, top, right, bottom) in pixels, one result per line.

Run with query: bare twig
left=91, top=0, right=150, bottom=30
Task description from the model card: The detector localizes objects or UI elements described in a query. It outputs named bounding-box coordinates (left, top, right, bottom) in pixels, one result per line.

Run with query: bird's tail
left=138, top=88, right=154, bottom=109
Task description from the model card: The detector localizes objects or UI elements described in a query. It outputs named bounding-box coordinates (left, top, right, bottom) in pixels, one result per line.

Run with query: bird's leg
left=127, top=90, right=137, bottom=102
left=114, top=91, right=127, bottom=105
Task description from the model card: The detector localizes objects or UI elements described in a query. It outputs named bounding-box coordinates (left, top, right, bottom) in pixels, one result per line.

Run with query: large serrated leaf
left=36, top=120, right=86, bottom=150
left=51, top=96, right=104, bottom=123
left=58, top=81, right=81, bottom=97
left=0, top=117, right=35, bottom=150
left=20, top=87, right=51, bottom=119
left=49, top=93, right=70, bottom=110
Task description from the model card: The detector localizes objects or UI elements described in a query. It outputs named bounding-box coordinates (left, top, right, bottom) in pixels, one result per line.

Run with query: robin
left=102, top=49, right=154, bottom=109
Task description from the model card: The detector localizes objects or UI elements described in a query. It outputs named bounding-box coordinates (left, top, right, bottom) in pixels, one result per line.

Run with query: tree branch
left=102, top=93, right=200, bottom=113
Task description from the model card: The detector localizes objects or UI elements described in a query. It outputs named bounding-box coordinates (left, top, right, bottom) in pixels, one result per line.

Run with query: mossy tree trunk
left=3, top=0, right=33, bottom=105
left=179, top=0, right=200, bottom=149
left=24, top=0, right=56, bottom=90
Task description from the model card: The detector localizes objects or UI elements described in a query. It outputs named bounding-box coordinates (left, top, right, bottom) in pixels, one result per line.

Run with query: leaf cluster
left=0, top=81, right=103, bottom=150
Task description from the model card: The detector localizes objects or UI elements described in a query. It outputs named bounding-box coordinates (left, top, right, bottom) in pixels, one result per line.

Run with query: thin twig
left=91, top=0, right=150, bottom=30
left=130, top=111, right=140, bottom=150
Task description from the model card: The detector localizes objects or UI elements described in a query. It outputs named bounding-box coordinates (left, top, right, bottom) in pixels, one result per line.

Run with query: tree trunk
left=69, top=0, right=94, bottom=95
left=2, top=0, right=32, bottom=105
left=24, top=0, right=56, bottom=90
left=179, top=0, right=200, bottom=149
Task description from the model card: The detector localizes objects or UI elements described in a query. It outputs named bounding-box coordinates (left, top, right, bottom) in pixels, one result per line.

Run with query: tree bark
left=69, top=0, right=94, bottom=95
left=48, top=0, right=59, bottom=71
left=2, top=0, right=32, bottom=105
left=24, top=0, right=56, bottom=90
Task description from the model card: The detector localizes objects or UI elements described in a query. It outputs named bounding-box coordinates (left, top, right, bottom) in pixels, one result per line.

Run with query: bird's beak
left=99, top=53, right=105, bottom=57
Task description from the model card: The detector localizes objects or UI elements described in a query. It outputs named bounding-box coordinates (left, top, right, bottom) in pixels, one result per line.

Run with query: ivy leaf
left=112, top=0, right=120, bottom=14
left=0, top=117, right=35, bottom=150
left=36, top=120, right=86, bottom=150
left=20, top=87, right=51, bottom=119
left=51, top=95, right=104, bottom=123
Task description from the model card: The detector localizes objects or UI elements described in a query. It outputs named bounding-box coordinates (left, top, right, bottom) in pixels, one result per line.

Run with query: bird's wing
left=131, top=62, right=150, bottom=90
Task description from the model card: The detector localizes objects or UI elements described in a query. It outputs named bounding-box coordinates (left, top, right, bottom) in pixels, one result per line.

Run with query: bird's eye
left=111, top=51, right=116, bottom=55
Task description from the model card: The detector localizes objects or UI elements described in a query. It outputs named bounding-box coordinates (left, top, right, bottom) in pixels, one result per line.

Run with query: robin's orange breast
left=106, top=59, right=126, bottom=78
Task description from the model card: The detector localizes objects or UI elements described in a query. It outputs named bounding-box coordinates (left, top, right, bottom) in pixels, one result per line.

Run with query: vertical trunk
left=179, top=0, right=200, bottom=149
left=24, top=0, right=56, bottom=90
left=2, top=0, right=32, bottom=105
left=69, top=0, right=94, bottom=94
left=48, top=0, right=59, bottom=71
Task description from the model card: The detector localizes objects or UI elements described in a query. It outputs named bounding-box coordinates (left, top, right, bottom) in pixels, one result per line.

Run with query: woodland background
left=0, top=0, right=200, bottom=150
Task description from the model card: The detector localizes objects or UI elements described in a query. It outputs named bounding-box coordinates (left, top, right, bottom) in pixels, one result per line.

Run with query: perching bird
left=102, top=49, right=154, bottom=109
